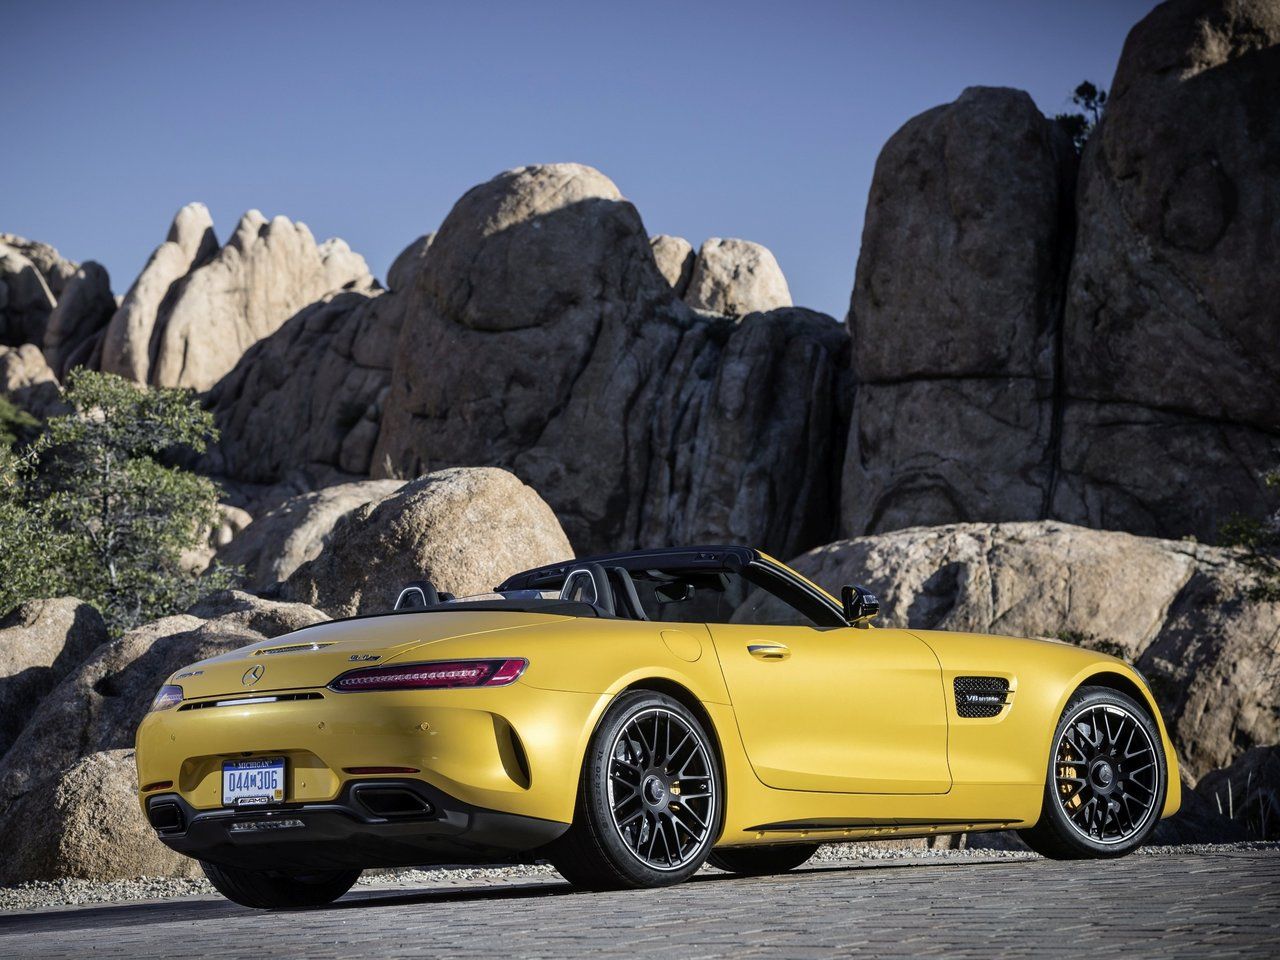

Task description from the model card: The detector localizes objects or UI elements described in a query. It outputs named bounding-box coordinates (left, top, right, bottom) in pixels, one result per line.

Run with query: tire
left=708, top=843, right=818, bottom=876
left=200, top=860, right=361, bottom=909
left=1019, top=685, right=1167, bottom=860
left=547, top=690, right=723, bottom=890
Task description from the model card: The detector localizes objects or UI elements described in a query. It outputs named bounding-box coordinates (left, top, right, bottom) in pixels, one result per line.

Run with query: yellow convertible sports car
left=136, top=545, right=1180, bottom=909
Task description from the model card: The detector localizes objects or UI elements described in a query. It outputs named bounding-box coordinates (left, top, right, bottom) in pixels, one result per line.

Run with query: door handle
left=747, top=643, right=791, bottom=661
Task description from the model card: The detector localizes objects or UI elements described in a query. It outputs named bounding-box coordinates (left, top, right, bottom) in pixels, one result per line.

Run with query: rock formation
left=843, top=1, right=1280, bottom=542
left=0, top=598, right=107, bottom=757
left=683, top=237, right=793, bottom=316
left=1050, top=0, right=1280, bottom=541
left=216, top=479, right=404, bottom=589
left=790, top=520, right=1280, bottom=783
left=99, top=202, right=219, bottom=383
left=283, top=468, right=572, bottom=617
left=843, top=86, right=1076, bottom=536
left=147, top=211, right=374, bottom=390
left=0, top=234, right=82, bottom=348
left=367, top=163, right=847, bottom=557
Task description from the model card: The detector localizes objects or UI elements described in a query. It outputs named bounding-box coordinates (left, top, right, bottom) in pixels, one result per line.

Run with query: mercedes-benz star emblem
left=242, top=664, right=265, bottom=686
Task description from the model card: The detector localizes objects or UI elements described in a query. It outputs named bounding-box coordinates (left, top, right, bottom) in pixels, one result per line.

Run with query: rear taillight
left=150, top=684, right=183, bottom=711
left=328, top=658, right=528, bottom=692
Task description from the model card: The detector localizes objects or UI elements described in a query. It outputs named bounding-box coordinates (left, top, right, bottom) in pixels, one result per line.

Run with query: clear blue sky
left=2, top=0, right=1152, bottom=320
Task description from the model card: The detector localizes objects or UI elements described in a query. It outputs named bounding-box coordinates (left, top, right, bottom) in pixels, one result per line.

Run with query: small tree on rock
left=4, top=370, right=236, bottom=633
left=1221, top=465, right=1280, bottom=602
left=1054, top=80, right=1109, bottom=153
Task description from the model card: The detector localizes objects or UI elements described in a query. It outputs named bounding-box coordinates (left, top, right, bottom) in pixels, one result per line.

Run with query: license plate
left=222, top=757, right=286, bottom=807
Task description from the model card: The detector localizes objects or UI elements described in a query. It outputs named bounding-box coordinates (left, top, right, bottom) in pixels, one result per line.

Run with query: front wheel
left=200, top=861, right=361, bottom=909
left=708, top=843, right=818, bottom=876
left=547, top=690, right=723, bottom=890
left=1019, top=685, right=1167, bottom=859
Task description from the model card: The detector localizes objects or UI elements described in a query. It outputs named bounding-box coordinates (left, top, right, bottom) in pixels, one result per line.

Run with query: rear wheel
left=708, top=843, right=818, bottom=876
left=1020, top=685, right=1166, bottom=859
left=547, top=690, right=723, bottom=890
left=200, top=861, right=361, bottom=909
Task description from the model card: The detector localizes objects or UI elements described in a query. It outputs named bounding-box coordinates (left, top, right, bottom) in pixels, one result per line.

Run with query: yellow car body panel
left=136, top=550, right=1180, bottom=869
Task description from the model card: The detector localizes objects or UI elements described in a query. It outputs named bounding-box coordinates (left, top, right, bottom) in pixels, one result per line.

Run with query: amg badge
left=349, top=654, right=382, bottom=662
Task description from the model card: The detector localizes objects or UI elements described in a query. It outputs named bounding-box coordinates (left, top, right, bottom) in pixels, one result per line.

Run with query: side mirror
left=841, top=584, right=880, bottom=626
left=395, top=579, right=440, bottom=611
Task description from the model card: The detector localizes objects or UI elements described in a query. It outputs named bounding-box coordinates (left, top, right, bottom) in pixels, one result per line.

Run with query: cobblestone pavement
left=1, top=851, right=1277, bottom=959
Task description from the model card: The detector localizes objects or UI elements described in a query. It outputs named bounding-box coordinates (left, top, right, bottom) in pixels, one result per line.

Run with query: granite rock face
left=843, top=2, right=1280, bottom=542
left=283, top=467, right=572, bottom=617
left=791, top=520, right=1280, bottom=783
left=369, top=163, right=847, bottom=557
left=1050, top=0, right=1280, bottom=541
left=842, top=86, right=1076, bottom=536
left=0, top=598, right=107, bottom=758
left=0, top=749, right=200, bottom=883
left=204, top=231, right=431, bottom=482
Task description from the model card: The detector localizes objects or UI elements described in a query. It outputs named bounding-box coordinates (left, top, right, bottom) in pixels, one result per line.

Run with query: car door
left=707, top=576, right=951, bottom=795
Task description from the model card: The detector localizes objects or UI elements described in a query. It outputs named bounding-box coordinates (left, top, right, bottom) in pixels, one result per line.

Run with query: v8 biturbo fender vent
left=954, top=676, right=1010, bottom=718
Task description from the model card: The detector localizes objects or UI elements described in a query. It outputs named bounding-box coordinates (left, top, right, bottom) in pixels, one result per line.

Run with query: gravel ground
left=2, top=841, right=1275, bottom=914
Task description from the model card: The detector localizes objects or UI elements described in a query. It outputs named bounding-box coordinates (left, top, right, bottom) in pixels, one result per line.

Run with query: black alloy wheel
left=1021, top=685, right=1166, bottom=859
left=547, top=690, right=723, bottom=890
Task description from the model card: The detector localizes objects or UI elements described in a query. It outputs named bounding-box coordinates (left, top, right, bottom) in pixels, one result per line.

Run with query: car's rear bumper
left=146, top=778, right=569, bottom=872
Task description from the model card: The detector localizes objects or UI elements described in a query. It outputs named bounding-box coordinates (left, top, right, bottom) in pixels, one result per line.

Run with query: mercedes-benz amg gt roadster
left=136, top=545, right=1180, bottom=909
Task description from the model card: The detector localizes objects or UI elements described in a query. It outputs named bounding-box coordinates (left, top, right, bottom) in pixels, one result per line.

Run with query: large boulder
left=0, top=598, right=107, bottom=758
left=42, top=261, right=115, bottom=377
left=216, top=479, right=404, bottom=589
left=790, top=521, right=1280, bottom=783
left=683, top=237, right=793, bottom=316
left=386, top=233, right=434, bottom=293
left=99, top=207, right=374, bottom=391
left=842, top=86, right=1075, bottom=536
left=0, top=594, right=326, bottom=807
left=649, top=235, right=695, bottom=297
left=0, top=749, right=199, bottom=883
left=0, top=234, right=78, bottom=301
left=99, top=202, right=219, bottom=383
left=1051, top=0, right=1280, bottom=541
left=284, top=468, right=572, bottom=617
left=0, top=238, right=60, bottom=347
left=0, top=342, right=63, bottom=419
left=369, top=163, right=848, bottom=557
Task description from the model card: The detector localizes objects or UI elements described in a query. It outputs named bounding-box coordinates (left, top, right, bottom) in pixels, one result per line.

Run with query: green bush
left=0, top=370, right=237, bottom=633
left=1220, top=466, right=1280, bottom=602
left=0, top=395, right=39, bottom=449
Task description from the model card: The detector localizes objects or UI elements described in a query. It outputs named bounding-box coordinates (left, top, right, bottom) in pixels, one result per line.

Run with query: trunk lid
left=172, top=610, right=564, bottom=700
